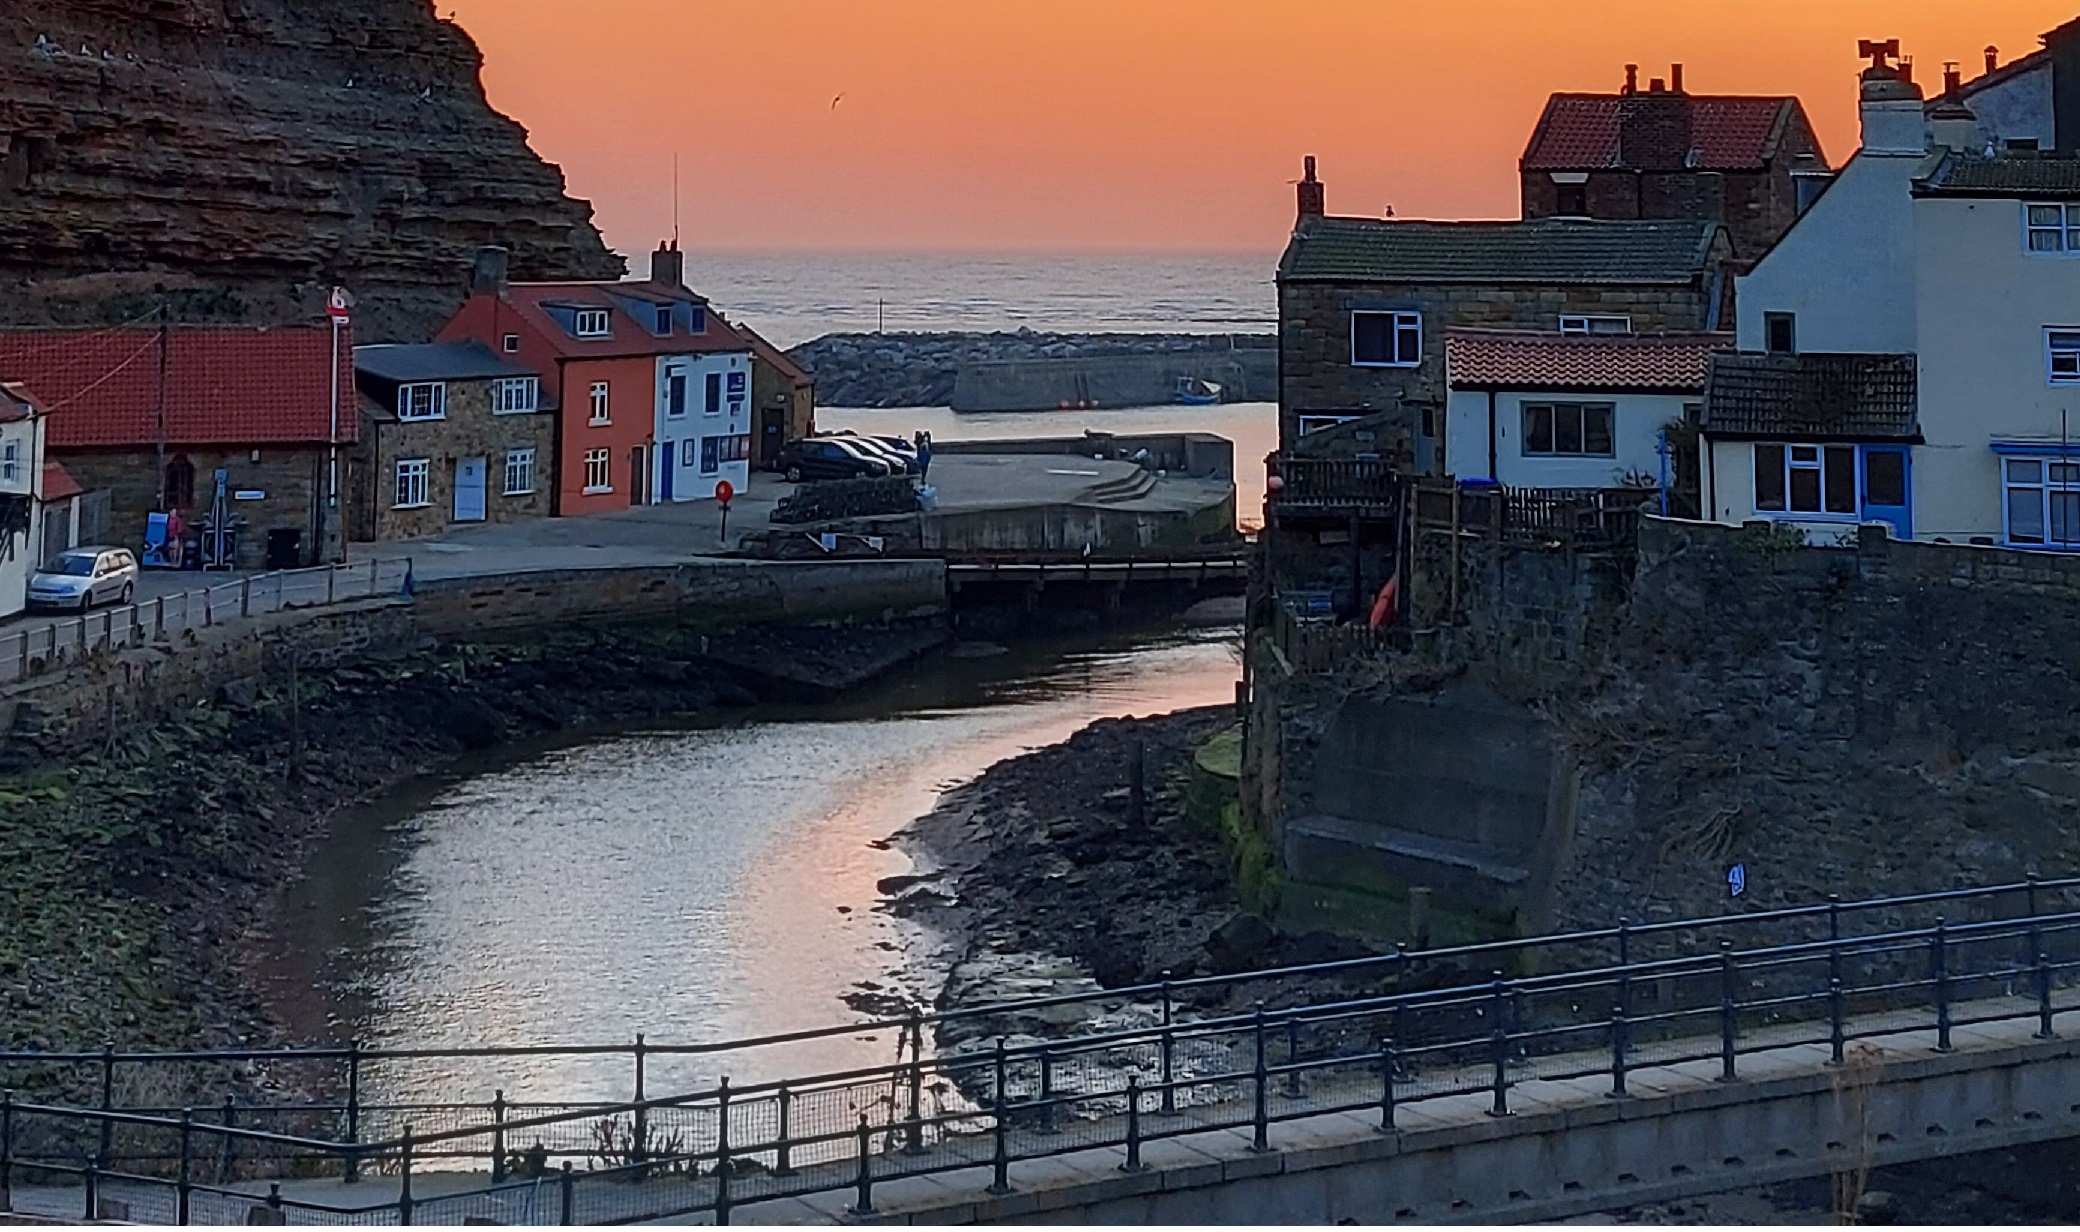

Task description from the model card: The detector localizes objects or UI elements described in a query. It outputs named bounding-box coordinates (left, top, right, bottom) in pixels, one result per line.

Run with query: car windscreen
left=51, top=556, right=96, bottom=577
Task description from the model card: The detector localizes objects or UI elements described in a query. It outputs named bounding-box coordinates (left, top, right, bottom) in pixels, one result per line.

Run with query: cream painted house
left=0, top=382, right=47, bottom=620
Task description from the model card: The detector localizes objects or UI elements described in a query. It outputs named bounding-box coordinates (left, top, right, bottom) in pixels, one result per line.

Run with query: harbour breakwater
left=787, top=331, right=1277, bottom=410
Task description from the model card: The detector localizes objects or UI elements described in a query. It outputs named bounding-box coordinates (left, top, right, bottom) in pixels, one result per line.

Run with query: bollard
left=491, top=1090, right=508, bottom=1182
left=1487, top=976, right=1511, bottom=1117
left=1829, top=979, right=1847, bottom=1065
left=176, top=1107, right=193, bottom=1225
left=1718, top=942, right=1739, bottom=1083
left=631, top=1034, right=648, bottom=1170
left=1122, top=1077, right=1144, bottom=1173
left=774, top=1086, right=795, bottom=1177
left=2039, top=951, right=2059, bottom=1040
left=559, top=1162, right=575, bottom=1225
left=989, top=1038, right=1011, bottom=1195
left=715, top=1079, right=733, bottom=1226
left=343, top=1040, right=363, bottom=1183
left=1608, top=1007, right=1629, bottom=1099
left=850, top=1114, right=876, bottom=1217
left=1931, top=917, right=1954, bottom=1052
left=241, top=576, right=251, bottom=618
left=398, top=1127, right=415, bottom=1226
left=1251, top=1003, right=1270, bottom=1151
left=1378, top=1043, right=1397, bottom=1132
left=84, top=1153, right=100, bottom=1224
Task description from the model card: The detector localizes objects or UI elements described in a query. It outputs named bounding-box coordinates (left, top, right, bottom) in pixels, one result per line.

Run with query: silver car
left=29, top=547, right=138, bottom=612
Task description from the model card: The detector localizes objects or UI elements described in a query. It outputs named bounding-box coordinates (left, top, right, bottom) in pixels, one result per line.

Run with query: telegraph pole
left=153, top=288, right=169, bottom=511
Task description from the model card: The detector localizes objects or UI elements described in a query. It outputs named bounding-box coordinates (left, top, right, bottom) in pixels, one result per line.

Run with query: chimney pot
left=1624, top=63, right=1639, bottom=95
left=1649, top=77, right=1666, bottom=93
left=471, top=246, right=509, bottom=296
left=1670, top=63, right=1685, bottom=93
left=1296, top=155, right=1325, bottom=221
left=1987, top=45, right=2000, bottom=75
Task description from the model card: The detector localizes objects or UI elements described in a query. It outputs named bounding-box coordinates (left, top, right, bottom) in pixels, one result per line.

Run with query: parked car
left=826, top=433, right=918, bottom=474
left=29, top=546, right=139, bottom=612
left=778, top=438, right=892, bottom=482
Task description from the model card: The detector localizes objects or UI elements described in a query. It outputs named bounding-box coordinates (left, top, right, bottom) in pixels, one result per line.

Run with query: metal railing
left=1269, top=456, right=1398, bottom=511
left=4, top=878, right=2080, bottom=1223
left=0, top=559, right=414, bottom=687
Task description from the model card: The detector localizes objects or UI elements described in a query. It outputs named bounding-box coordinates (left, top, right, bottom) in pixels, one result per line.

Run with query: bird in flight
left=831, top=93, right=846, bottom=111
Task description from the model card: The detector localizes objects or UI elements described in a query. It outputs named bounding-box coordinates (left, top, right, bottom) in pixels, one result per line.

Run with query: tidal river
left=265, top=629, right=1240, bottom=1108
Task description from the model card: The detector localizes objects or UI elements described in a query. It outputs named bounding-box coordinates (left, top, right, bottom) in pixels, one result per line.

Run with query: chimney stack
left=471, top=246, right=509, bottom=296
left=1987, top=46, right=2000, bottom=76
left=651, top=239, right=685, bottom=288
left=1857, top=40, right=1927, bottom=154
left=1943, top=62, right=1961, bottom=94
left=1623, top=64, right=1639, bottom=95
left=1297, top=155, right=1325, bottom=221
left=1670, top=63, right=1685, bottom=93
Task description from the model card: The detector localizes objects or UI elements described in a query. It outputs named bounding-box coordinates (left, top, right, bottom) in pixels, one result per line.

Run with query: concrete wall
left=952, top=350, right=1277, bottom=413
left=1445, top=388, right=1691, bottom=487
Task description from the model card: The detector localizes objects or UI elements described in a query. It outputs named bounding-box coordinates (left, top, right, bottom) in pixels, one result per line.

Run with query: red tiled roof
left=1445, top=329, right=1730, bottom=392
left=0, top=326, right=355, bottom=449
left=1522, top=94, right=1806, bottom=171
left=494, top=282, right=750, bottom=361
left=40, top=462, right=81, bottom=502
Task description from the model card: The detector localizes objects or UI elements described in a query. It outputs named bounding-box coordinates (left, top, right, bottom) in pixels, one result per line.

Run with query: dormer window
left=397, top=382, right=447, bottom=421
left=573, top=308, right=611, bottom=338
left=655, top=306, right=674, bottom=335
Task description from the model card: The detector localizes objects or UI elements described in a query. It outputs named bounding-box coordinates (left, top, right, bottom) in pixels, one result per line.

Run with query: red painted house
left=0, top=325, right=354, bottom=569
left=437, top=244, right=752, bottom=517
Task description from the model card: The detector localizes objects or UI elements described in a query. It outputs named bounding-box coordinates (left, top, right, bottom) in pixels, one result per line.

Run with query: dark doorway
left=629, top=446, right=646, bottom=507
left=164, top=454, right=196, bottom=510
left=760, top=407, right=787, bottom=469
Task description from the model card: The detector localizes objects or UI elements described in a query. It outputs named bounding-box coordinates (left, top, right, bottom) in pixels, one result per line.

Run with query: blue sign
left=1728, top=864, right=1747, bottom=898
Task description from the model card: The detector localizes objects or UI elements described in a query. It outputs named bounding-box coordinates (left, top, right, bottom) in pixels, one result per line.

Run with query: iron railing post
left=343, top=1039, right=362, bottom=1183
left=1159, top=977, right=1176, bottom=1117
left=715, top=1078, right=733, bottom=1226
left=97, top=1042, right=115, bottom=1165
left=1038, top=1047, right=1056, bottom=1135
left=904, top=1017, right=925, bottom=1154
left=397, top=1127, right=415, bottom=1226
left=2039, top=951, right=2058, bottom=1039
left=491, top=1089, right=508, bottom=1181
left=1829, top=979, right=1847, bottom=1065
left=1827, top=894, right=1843, bottom=992
left=850, top=1114, right=875, bottom=1217
left=1608, top=1007, right=1629, bottom=1099
left=219, top=1094, right=236, bottom=1181
left=1252, top=1003, right=1270, bottom=1150
left=1718, top=942, right=1739, bottom=1083
left=1122, top=1076, right=1143, bottom=1173
left=1932, top=917, right=1954, bottom=1053
left=176, top=1107, right=193, bottom=1225
left=0, top=1090, right=11, bottom=1214
left=989, top=1037, right=1011, bottom=1195
left=2028, top=874, right=2043, bottom=976
left=1487, top=976, right=1510, bottom=1116
left=559, top=1162, right=574, bottom=1225
left=1614, top=918, right=1632, bottom=1053
left=774, top=1086, right=795, bottom=1177
left=1379, top=1043, right=1397, bottom=1132
left=1284, top=1016, right=1303, bottom=1098
left=631, top=1033, right=648, bottom=1170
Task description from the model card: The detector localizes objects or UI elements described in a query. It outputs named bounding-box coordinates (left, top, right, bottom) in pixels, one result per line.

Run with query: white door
left=455, top=456, right=487, bottom=522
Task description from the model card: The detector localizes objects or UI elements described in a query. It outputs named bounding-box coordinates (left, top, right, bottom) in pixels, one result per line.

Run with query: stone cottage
left=350, top=342, right=555, bottom=541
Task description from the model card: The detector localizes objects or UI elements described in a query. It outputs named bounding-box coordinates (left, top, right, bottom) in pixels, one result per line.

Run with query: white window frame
left=1296, top=414, right=1363, bottom=437
left=393, top=458, right=431, bottom=509
left=491, top=376, right=539, bottom=414
left=655, top=305, right=675, bottom=335
left=396, top=382, right=447, bottom=422
left=2048, top=329, right=2080, bottom=385
left=1351, top=310, right=1421, bottom=368
left=573, top=308, right=612, bottom=338
left=1558, top=314, right=1633, bottom=336
left=681, top=438, right=700, bottom=468
left=589, top=381, right=611, bottom=425
left=667, top=369, right=689, bottom=418
left=2025, top=202, right=2080, bottom=254
left=1521, top=402, right=1617, bottom=458
left=0, top=440, right=18, bottom=484
left=502, top=333, right=521, bottom=354
left=503, top=448, right=536, bottom=496
left=1751, top=442, right=1858, bottom=519
left=2002, top=455, right=2080, bottom=547
left=583, top=447, right=612, bottom=494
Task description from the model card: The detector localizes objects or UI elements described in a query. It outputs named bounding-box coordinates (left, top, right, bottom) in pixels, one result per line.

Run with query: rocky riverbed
left=0, top=618, right=946, bottom=1094
left=788, top=330, right=1274, bottom=408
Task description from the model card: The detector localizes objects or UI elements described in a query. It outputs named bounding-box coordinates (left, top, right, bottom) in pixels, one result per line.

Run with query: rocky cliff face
left=0, top=0, right=624, bottom=341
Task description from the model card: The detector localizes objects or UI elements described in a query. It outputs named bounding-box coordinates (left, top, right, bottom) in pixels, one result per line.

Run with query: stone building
left=1277, top=159, right=1735, bottom=471
left=350, top=342, right=554, bottom=541
left=735, top=322, right=817, bottom=471
left=1519, top=63, right=1827, bottom=259
left=0, top=325, right=351, bottom=570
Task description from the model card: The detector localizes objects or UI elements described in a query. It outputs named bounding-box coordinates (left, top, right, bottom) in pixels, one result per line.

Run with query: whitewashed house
left=654, top=348, right=753, bottom=503
left=1703, top=43, right=2080, bottom=548
left=1444, top=329, right=1724, bottom=490
left=0, top=382, right=47, bottom=620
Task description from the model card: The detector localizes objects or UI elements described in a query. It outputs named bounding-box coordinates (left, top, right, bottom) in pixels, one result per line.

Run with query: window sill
left=392, top=502, right=432, bottom=511
left=1350, top=361, right=1420, bottom=370
left=1755, top=511, right=1860, bottom=523
left=396, top=416, right=447, bottom=424
left=582, top=486, right=614, bottom=495
left=588, top=419, right=612, bottom=427
left=492, top=408, right=541, bottom=416
left=1522, top=453, right=1619, bottom=460
left=503, top=489, right=534, bottom=498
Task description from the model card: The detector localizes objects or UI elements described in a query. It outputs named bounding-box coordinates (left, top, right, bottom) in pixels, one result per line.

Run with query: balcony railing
left=1269, top=456, right=1398, bottom=512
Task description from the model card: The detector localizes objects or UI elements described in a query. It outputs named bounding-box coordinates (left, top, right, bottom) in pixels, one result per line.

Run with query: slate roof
left=487, top=282, right=747, bottom=361
left=1915, top=152, right=2080, bottom=198
left=0, top=326, right=355, bottom=448
left=1280, top=216, right=1723, bottom=284
left=1522, top=94, right=1811, bottom=171
left=1702, top=353, right=1919, bottom=441
left=1445, top=329, right=1728, bottom=392
left=354, top=342, right=536, bottom=384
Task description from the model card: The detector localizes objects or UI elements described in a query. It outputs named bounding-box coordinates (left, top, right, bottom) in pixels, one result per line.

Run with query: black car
left=779, top=438, right=892, bottom=482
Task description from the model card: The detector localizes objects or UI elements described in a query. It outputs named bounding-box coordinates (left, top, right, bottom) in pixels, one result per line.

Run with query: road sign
left=327, top=287, right=353, bottom=321
left=714, top=479, right=735, bottom=506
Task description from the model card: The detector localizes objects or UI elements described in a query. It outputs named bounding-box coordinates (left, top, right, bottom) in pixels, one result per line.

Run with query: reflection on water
left=269, top=631, right=1241, bottom=1105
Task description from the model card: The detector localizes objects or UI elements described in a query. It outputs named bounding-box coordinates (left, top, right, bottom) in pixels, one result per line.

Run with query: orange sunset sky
left=448, top=0, right=2080, bottom=258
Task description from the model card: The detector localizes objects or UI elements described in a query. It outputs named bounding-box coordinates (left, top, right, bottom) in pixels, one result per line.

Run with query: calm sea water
left=680, top=252, right=1276, bottom=349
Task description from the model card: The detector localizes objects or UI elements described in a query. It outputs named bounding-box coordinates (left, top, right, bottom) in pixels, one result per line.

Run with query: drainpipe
left=1485, top=390, right=1498, bottom=481
left=1705, top=438, right=1719, bottom=520
left=1658, top=429, right=1670, bottom=515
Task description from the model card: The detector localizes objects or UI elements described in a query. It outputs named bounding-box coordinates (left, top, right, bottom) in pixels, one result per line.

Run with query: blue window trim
left=1991, top=440, right=2080, bottom=457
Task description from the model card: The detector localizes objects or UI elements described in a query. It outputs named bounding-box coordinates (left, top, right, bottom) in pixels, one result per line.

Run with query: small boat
left=1173, top=376, right=1223, bottom=406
